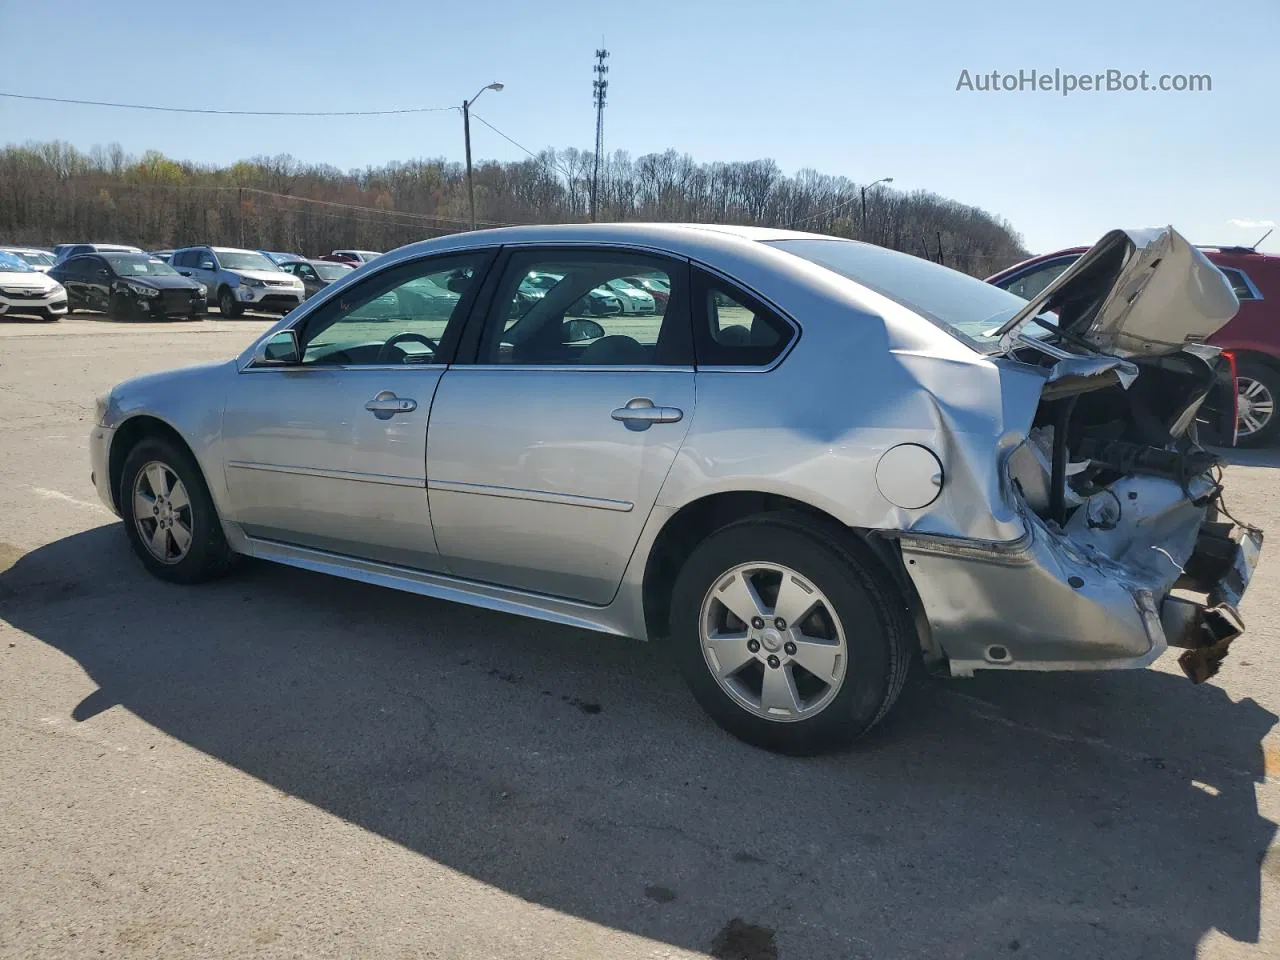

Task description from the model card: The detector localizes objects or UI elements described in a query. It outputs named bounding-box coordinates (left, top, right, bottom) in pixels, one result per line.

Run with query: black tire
left=668, top=512, right=913, bottom=754
left=1235, top=360, right=1280, bottom=448
left=218, top=287, right=243, bottom=318
left=119, top=435, right=238, bottom=584
left=107, top=292, right=136, bottom=321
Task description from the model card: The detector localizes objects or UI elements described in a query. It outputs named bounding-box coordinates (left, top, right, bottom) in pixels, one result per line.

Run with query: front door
left=427, top=247, right=696, bottom=604
left=221, top=250, right=493, bottom=569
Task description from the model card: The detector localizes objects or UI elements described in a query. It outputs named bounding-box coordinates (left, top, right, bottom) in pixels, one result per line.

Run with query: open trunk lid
left=996, top=227, right=1240, bottom=357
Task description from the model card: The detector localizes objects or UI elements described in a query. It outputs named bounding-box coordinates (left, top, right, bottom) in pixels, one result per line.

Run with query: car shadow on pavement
left=2, top=525, right=1276, bottom=960
left=1220, top=446, right=1280, bottom=469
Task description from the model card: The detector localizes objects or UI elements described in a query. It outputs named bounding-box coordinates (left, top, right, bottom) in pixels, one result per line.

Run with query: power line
left=788, top=193, right=861, bottom=228
left=470, top=113, right=574, bottom=182
left=79, top=181, right=518, bottom=228
left=0, top=91, right=458, bottom=117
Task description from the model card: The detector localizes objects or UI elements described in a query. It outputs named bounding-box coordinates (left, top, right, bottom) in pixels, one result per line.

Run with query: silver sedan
left=89, top=223, right=1263, bottom=753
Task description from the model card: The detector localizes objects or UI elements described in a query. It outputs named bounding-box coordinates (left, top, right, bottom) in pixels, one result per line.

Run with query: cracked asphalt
left=1, top=315, right=1278, bottom=959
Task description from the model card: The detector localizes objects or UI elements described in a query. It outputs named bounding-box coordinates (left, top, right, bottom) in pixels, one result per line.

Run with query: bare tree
left=0, top=140, right=1027, bottom=276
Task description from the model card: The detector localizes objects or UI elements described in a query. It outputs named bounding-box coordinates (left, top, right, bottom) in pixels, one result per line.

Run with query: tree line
left=0, top=140, right=1027, bottom=277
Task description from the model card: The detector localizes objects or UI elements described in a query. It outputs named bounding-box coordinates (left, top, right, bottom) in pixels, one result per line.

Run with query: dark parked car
left=51, top=253, right=208, bottom=320
left=262, top=250, right=306, bottom=266
left=279, top=258, right=355, bottom=299
left=988, top=242, right=1280, bottom=446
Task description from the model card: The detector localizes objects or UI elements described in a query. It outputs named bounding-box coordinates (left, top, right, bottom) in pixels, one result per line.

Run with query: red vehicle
left=988, top=240, right=1280, bottom=447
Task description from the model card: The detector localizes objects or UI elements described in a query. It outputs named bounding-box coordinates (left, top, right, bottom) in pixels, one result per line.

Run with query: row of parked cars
left=0, top=243, right=389, bottom=322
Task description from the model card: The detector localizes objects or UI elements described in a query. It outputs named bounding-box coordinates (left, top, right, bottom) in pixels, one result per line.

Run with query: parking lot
left=1, top=313, right=1279, bottom=959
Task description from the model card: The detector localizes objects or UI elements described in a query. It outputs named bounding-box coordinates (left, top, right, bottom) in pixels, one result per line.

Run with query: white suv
left=171, top=246, right=304, bottom=317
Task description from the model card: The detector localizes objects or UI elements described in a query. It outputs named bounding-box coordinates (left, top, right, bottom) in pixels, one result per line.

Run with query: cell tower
left=591, top=46, right=609, bottom=222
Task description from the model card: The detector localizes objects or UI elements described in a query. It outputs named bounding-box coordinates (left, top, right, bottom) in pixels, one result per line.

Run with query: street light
left=463, top=82, right=504, bottom=231
left=860, top=176, right=893, bottom=233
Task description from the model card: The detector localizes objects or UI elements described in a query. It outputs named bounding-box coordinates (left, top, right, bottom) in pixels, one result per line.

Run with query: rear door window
left=691, top=270, right=794, bottom=367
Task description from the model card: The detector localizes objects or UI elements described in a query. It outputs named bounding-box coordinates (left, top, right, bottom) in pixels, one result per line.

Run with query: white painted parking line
left=29, top=487, right=110, bottom=513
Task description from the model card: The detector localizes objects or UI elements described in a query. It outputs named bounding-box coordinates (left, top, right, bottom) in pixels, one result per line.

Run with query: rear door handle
left=611, top=397, right=683, bottom=431
left=365, top=391, right=418, bottom=420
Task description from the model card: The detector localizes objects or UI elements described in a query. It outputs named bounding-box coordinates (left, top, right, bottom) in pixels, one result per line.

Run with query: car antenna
left=1248, top=228, right=1273, bottom=252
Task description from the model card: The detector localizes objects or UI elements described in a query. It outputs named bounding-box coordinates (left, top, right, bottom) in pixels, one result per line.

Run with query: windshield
left=9, top=250, right=55, bottom=267
left=0, top=251, right=36, bottom=272
left=313, top=262, right=353, bottom=281
left=217, top=250, right=278, bottom=272
left=105, top=254, right=180, bottom=277
left=767, top=238, right=1035, bottom=348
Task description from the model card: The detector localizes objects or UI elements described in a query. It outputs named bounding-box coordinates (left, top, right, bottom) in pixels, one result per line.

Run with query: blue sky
left=1, top=0, right=1276, bottom=254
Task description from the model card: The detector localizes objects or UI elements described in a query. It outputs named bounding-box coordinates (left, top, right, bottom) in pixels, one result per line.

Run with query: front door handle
left=365, top=391, right=418, bottom=420
left=611, top=397, right=684, bottom=431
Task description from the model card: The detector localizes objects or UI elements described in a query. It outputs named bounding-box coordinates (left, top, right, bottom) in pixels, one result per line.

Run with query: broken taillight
left=1223, top=350, right=1239, bottom=446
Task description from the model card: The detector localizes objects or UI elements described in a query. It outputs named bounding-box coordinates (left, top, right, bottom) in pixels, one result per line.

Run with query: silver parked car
left=169, top=246, right=304, bottom=317
left=89, top=223, right=1263, bottom=753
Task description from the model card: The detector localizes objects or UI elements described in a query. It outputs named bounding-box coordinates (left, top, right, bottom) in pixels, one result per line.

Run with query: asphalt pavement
left=1, top=313, right=1278, bottom=959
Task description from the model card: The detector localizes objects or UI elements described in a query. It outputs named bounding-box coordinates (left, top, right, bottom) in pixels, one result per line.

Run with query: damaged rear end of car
left=898, top=227, right=1263, bottom=682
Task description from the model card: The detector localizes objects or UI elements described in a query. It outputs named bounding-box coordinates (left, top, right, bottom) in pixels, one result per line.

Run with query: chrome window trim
left=456, top=364, right=695, bottom=374
left=226, top=460, right=424, bottom=487
left=427, top=478, right=634, bottom=512
left=238, top=362, right=447, bottom=374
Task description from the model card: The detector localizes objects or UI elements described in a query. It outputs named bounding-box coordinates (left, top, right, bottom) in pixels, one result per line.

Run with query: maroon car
left=988, top=243, right=1280, bottom=446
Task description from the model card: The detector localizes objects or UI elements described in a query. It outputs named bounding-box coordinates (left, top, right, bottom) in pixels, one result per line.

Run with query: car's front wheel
left=669, top=513, right=913, bottom=754
left=107, top=292, right=136, bottom=321
left=1235, top=360, right=1280, bottom=448
left=119, top=436, right=238, bottom=584
left=218, top=287, right=244, bottom=318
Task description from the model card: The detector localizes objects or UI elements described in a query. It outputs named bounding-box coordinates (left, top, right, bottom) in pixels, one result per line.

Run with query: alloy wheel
left=699, top=562, right=848, bottom=722
left=132, top=461, right=193, bottom=564
left=1237, top=375, right=1275, bottom=440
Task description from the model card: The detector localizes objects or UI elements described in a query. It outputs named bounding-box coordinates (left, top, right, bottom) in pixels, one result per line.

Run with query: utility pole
left=463, top=100, right=475, bottom=230
left=860, top=176, right=893, bottom=239
left=591, top=46, right=609, bottom=222
left=461, top=82, right=504, bottom=231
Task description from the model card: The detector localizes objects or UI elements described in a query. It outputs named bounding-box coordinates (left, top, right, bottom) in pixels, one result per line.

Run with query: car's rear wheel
left=218, top=287, right=243, bottom=318
left=119, top=436, right=238, bottom=584
left=669, top=513, right=912, bottom=754
left=1236, top=360, right=1280, bottom=448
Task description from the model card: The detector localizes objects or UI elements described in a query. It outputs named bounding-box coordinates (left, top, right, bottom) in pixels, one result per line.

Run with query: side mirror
left=253, top=329, right=301, bottom=366
left=199, top=260, right=216, bottom=270
left=563, top=318, right=605, bottom=342
left=97, top=269, right=110, bottom=279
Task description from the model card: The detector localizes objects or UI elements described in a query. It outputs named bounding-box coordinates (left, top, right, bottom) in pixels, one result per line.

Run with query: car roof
left=377, top=222, right=839, bottom=265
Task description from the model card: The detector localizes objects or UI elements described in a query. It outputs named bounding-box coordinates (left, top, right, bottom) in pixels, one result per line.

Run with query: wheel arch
left=639, top=490, right=934, bottom=660
left=107, top=414, right=204, bottom=514
left=1229, top=348, right=1280, bottom=373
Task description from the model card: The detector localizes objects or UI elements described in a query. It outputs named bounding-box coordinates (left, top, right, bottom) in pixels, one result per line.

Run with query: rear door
left=426, top=246, right=695, bottom=603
